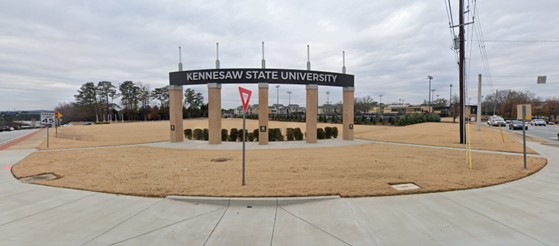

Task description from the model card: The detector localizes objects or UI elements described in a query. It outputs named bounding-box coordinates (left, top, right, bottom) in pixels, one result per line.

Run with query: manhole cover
left=19, top=173, right=59, bottom=184
left=391, top=183, right=421, bottom=191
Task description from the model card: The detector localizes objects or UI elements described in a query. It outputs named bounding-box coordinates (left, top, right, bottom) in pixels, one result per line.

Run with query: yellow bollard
left=467, top=122, right=473, bottom=169
left=499, top=125, right=505, bottom=143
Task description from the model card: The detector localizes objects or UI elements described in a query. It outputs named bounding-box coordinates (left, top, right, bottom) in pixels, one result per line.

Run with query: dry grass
left=11, top=119, right=547, bottom=197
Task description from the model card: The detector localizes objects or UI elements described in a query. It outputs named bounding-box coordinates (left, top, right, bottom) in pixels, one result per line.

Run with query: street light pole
left=449, top=84, right=453, bottom=106
left=379, top=94, right=383, bottom=113
left=276, top=85, right=280, bottom=115
left=428, top=75, right=433, bottom=113
left=431, top=89, right=436, bottom=110
left=287, top=91, right=292, bottom=105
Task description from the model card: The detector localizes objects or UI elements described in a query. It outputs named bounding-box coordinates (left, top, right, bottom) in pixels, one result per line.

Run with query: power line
left=444, top=0, right=459, bottom=64
left=472, top=40, right=559, bottom=43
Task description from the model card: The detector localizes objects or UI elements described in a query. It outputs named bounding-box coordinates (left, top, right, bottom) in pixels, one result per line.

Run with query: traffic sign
left=55, top=111, right=63, bottom=119
left=516, top=104, right=532, bottom=121
left=238, top=87, right=252, bottom=112
left=41, top=112, right=55, bottom=125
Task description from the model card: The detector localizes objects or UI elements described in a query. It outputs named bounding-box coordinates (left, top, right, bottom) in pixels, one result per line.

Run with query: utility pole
left=459, top=0, right=466, bottom=144
left=476, top=74, right=482, bottom=131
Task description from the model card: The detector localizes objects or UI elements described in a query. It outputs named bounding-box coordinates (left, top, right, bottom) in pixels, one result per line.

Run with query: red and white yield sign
left=238, top=87, right=252, bottom=112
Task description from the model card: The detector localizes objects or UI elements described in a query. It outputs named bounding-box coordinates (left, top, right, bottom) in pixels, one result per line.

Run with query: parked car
left=509, top=120, right=528, bottom=130
left=531, top=119, right=547, bottom=126
left=548, top=121, right=555, bottom=125
left=0, top=125, right=14, bottom=132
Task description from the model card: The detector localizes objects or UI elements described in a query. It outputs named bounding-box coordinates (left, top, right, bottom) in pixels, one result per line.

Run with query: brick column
left=258, top=83, right=269, bottom=145
left=169, top=85, right=184, bottom=142
left=208, top=83, right=222, bottom=144
left=343, top=87, right=354, bottom=140
left=306, top=84, right=318, bottom=143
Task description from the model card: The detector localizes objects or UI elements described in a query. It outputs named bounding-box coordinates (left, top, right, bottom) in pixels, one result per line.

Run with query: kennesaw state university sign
left=170, top=68, right=354, bottom=87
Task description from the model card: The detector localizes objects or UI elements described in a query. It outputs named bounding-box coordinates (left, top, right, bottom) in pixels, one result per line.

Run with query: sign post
left=54, top=111, right=63, bottom=138
left=517, top=104, right=531, bottom=169
left=41, top=112, right=55, bottom=148
left=238, top=87, right=252, bottom=186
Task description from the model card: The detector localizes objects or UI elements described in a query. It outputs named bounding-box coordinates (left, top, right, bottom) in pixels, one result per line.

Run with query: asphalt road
left=505, top=124, right=559, bottom=142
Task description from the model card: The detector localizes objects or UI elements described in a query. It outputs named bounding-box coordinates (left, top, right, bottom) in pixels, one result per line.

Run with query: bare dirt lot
left=11, top=119, right=546, bottom=197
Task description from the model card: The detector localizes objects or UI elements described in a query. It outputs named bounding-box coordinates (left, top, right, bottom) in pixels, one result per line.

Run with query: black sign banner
left=170, top=68, right=354, bottom=87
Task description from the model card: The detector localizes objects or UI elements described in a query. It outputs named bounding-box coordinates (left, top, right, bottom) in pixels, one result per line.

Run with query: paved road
left=504, top=124, right=559, bottom=142
left=525, top=125, right=559, bottom=141
left=1, top=141, right=558, bottom=245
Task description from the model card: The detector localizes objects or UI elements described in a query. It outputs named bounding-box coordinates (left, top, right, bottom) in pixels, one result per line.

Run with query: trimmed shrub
left=221, top=129, right=228, bottom=141
left=253, top=129, right=259, bottom=141
left=184, top=129, right=193, bottom=140
left=203, top=128, right=209, bottom=141
left=396, top=113, right=441, bottom=126
left=425, top=113, right=441, bottom=122
left=286, top=128, right=295, bottom=141
left=229, top=128, right=239, bottom=141
left=238, top=129, right=248, bottom=142
left=332, top=127, right=339, bottom=138
left=324, top=127, right=333, bottom=139
left=294, top=127, right=304, bottom=140
left=268, top=128, right=284, bottom=141
left=193, top=128, right=204, bottom=140
left=248, top=132, right=255, bottom=142
left=317, top=128, right=326, bottom=140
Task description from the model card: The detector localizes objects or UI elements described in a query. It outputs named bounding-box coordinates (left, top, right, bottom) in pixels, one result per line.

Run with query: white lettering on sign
left=185, top=70, right=338, bottom=83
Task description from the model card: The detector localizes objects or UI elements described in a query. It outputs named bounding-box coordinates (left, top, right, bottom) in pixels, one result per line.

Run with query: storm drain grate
left=390, top=183, right=421, bottom=191
left=19, top=173, right=60, bottom=184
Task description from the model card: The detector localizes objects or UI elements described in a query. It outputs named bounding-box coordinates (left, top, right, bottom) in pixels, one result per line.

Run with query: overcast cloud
left=1, top=0, right=557, bottom=111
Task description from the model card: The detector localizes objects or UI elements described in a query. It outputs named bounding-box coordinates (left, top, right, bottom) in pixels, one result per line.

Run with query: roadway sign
left=516, top=104, right=532, bottom=121
left=238, top=86, right=252, bottom=186
left=238, top=87, right=252, bottom=112
left=41, top=113, right=55, bottom=125
left=55, top=111, right=63, bottom=119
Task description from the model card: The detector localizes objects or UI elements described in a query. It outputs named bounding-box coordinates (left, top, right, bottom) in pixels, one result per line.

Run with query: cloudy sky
left=1, top=0, right=557, bottom=111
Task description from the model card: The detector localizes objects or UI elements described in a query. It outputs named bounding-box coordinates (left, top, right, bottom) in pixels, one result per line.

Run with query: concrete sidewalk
left=1, top=142, right=558, bottom=245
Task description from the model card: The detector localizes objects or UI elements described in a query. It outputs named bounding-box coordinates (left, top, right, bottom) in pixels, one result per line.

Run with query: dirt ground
left=11, top=119, right=546, bottom=197
left=37, top=118, right=535, bottom=154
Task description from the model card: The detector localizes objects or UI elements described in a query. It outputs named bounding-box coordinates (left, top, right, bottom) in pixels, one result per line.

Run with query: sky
left=1, top=0, right=558, bottom=111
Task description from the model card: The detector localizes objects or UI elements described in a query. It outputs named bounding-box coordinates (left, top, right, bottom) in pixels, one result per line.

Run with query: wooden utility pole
left=459, top=0, right=466, bottom=144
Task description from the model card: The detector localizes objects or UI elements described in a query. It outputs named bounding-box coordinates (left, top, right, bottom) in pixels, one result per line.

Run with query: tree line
left=56, top=81, right=207, bottom=122
left=481, top=90, right=558, bottom=121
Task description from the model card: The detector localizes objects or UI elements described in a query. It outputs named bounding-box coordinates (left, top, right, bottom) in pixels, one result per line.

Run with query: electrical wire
left=444, top=0, right=459, bottom=64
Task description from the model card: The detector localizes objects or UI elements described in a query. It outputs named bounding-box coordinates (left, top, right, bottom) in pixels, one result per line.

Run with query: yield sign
left=238, top=87, right=252, bottom=112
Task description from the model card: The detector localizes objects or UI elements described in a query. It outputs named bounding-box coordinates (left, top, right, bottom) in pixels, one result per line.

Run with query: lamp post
left=287, top=91, right=292, bottom=116
left=431, top=89, right=436, bottom=110
left=276, top=85, right=280, bottom=115
left=379, top=94, right=383, bottom=113
left=449, top=84, right=453, bottom=106
left=428, top=75, right=433, bottom=113
left=287, top=91, right=292, bottom=105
